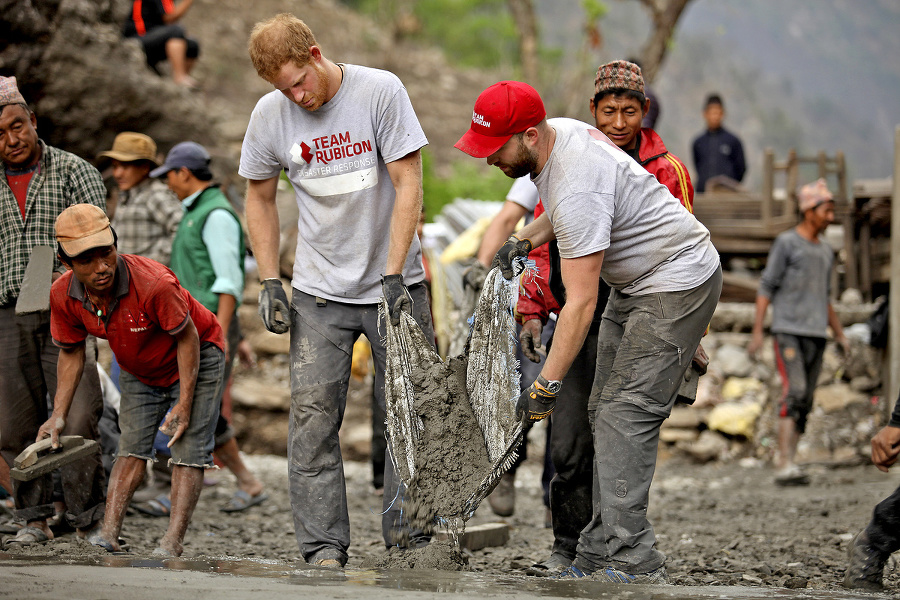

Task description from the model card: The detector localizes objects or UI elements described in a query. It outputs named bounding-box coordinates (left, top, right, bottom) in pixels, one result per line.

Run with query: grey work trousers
left=575, top=266, right=722, bottom=574
left=287, top=284, right=435, bottom=565
left=0, top=307, right=106, bottom=527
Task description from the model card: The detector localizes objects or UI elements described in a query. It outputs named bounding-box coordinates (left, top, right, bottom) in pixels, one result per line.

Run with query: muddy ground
left=3, top=431, right=900, bottom=595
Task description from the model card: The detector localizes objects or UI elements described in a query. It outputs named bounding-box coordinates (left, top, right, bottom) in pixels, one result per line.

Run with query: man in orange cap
left=39, top=204, right=225, bottom=556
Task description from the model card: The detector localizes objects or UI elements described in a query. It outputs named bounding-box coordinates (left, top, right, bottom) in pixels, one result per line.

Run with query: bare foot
left=156, top=536, right=183, bottom=557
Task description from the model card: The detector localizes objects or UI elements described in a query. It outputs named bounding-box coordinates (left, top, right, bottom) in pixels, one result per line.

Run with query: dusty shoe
left=526, top=552, right=572, bottom=577
left=488, top=472, right=516, bottom=517
left=843, top=530, right=886, bottom=591
left=593, top=565, right=669, bottom=584
left=314, top=558, right=343, bottom=570
left=774, top=464, right=809, bottom=487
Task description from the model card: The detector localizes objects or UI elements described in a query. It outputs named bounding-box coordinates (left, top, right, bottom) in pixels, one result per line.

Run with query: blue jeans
left=117, top=342, right=223, bottom=468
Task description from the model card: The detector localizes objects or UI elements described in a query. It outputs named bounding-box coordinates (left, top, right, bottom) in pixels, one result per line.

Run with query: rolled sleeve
left=202, top=209, right=244, bottom=303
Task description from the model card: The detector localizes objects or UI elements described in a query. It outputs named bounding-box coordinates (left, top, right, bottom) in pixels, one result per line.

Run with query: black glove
left=258, top=278, right=291, bottom=334
left=382, top=273, right=411, bottom=326
left=519, top=319, right=543, bottom=363
left=462, top=261, right=488, bottom=294
left=516, top=374, right=560, bottom=423
left=491, top=235, right=533, bottom=280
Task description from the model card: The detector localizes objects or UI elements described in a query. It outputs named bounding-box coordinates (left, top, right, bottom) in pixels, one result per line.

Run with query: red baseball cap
left=454, top=81, right=546, bottom=158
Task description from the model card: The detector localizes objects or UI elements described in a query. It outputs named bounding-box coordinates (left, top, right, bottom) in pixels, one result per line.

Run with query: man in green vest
left=152, top=142, right=267, bottom=512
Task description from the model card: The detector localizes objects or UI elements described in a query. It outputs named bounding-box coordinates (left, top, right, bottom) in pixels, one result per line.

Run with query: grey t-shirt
left=239, top=64, right=427, bottom=303
left=532, top=118, right=719, bottom=295
left=506, top=175, right=539, bottom=212
left=758, top=228, right=833, bottom=338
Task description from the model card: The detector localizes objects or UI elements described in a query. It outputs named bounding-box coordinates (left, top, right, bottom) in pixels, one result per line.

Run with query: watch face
left=547, top=381, right=562, bottom=394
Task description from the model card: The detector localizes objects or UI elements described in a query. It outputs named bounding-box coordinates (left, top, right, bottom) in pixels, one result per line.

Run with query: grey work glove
left=516, top=374, right=559, bottom=424
left=462, top=261, right=488, bottom=294
left=382, top=273, right=411, bottom=326
left=491, top=235, right=533, bottom=280
left=258, top=278, right=291, bottom=334
left=519, top=319, right=543, bottom=363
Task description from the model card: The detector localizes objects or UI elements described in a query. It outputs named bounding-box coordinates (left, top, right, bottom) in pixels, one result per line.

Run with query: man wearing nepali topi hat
left=749, top=178, right=849, bottom=486
left=0, top=76, right=107, bottom=548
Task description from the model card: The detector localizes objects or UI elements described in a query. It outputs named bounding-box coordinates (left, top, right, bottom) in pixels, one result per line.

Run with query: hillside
left=180, top=0, right=497, bottom=178
left=534, top=0, right=900, bottom=189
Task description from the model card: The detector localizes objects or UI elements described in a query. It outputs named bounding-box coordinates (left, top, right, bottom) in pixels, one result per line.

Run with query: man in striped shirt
left=0, top=76, right=107, bottom=547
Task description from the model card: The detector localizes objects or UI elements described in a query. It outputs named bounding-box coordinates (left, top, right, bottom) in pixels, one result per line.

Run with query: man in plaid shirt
left=0, top=76, right=107, bottom=547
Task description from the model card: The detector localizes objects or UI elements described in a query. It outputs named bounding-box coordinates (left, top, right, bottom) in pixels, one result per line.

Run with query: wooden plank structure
left=692, top=149, right=848, bottom=257
left=847, top=177, right=893, bottom=301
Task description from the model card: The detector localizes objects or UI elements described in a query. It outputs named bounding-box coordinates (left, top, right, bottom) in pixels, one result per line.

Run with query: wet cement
left=1, top=552, right=881, bottom=600
left=404, top=356, right=491, bottom=528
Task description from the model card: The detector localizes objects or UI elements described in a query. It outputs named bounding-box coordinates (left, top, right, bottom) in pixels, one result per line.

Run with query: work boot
left=526, top=552, right=572, bottom=577
left=843, top=530, right=887, bottom=591
left=593, top=565, right=669, bottom=584
left=488, top=471, right=515, bottom=517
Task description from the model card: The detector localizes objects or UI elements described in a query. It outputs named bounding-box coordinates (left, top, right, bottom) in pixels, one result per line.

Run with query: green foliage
left=414, top=0, right=518, bottom=69
left=339, top=0, right=519, bottom=70
left=582, top=0, right=608, bottom=22
left=421, top=149, right=513, bottom=219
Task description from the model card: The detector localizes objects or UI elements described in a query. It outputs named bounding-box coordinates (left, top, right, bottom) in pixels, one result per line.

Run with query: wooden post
left=762, top=149, right=774, bottom=226
left=889, top=125, right=900, bottom=415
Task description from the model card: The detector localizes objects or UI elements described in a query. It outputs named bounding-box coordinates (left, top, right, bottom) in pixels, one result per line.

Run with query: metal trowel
left=10, top=436, right=100, bottom=481
left=15, top=245, right=55, bottom=315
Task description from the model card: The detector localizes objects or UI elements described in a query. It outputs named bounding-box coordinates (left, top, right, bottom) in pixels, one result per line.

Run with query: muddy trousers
left=773, top=333, right=825, bottom=434
left=865, top=482, right=900, bottom=556
left=287, top=285, right=435, bottom=565
left=0, top=308, right=106, bottom=527
left=575, top=266, right=722, bottom=574
left=547, top=323, right=597, bottom=560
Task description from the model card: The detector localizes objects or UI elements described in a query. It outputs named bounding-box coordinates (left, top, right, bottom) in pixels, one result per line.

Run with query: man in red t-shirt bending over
left=37, top=204, right=225, bottom=557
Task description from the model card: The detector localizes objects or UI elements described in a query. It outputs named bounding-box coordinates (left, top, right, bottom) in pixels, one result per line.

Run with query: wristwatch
left=537, top=374, right=562, bottom=395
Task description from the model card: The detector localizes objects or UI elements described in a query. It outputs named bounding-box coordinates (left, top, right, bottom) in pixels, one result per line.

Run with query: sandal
left=133, top=494, right=171, bottom=517
left=220, top=490, right=268, bottom=513
left=3, top=525, right=50, bottom=548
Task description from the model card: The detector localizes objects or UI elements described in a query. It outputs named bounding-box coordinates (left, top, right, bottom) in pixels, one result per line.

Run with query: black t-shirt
left=122, top=0, right=168, bottom=37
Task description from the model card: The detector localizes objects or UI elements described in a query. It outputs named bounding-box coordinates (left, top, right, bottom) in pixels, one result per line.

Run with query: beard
left=498, top=136, right=538, bottom=179
left=296, top=62, right=330, bottom=112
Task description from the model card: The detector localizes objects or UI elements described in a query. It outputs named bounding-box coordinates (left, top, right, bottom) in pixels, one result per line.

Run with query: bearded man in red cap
left=513, top=60, right=699, bottom=578
left=39, top=203, right=225, bottom=557
left=0, top=76, right=107, bottom=548
left=456, top=81, right=721, bottom=583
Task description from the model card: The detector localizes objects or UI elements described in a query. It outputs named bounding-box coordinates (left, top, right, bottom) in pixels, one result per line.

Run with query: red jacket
left=515, top=128, right=694, bottom=325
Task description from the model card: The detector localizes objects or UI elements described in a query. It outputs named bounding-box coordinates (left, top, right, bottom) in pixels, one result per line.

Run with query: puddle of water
left=0, top=552, right=878, bottom=600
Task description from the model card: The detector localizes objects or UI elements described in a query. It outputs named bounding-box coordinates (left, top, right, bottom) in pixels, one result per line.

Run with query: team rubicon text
left=296, top=132, right=373, bottom=165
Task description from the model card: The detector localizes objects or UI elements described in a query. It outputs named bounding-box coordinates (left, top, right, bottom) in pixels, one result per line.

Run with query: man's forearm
left=477, top=202, right=528, bottom=266
left=513, top=212, right=555, bottom=249
left=751, top=295, right=770, bottom=335
left=540, top=297, right=595, bottom=381
left=385, top=152, right=423, bottom=275
left=164, top=0, right=194, bottom=23
left=175, top=321, right=201, bottom=410
left=51, top=345, right=86, bottom=418
left=245, top=178, right=281, bottom=281
left=216, top=294, right=237, bottom=352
